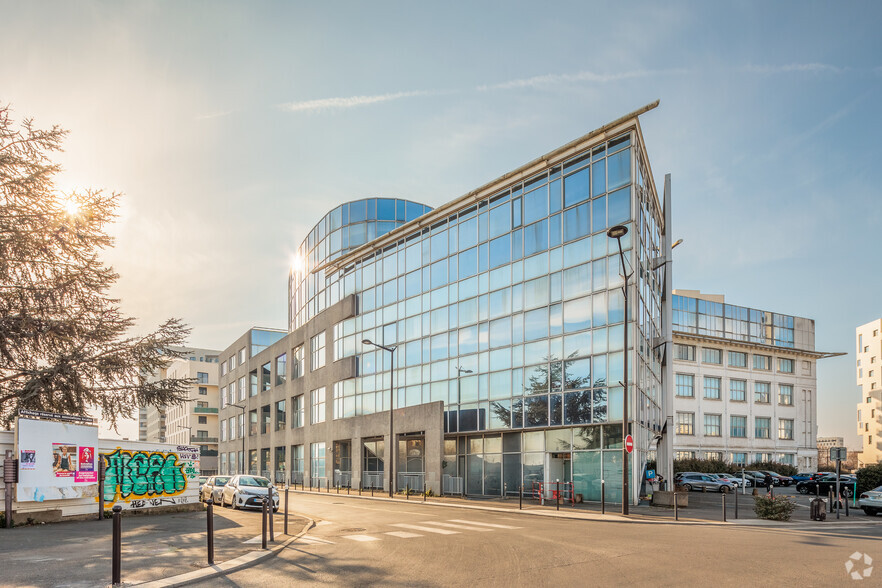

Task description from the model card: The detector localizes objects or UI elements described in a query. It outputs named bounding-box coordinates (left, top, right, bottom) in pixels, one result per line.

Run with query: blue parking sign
left=647, top=469, right=656, bottom=479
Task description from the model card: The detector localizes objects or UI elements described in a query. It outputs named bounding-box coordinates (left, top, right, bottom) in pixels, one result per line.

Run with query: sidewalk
left=0, top=506, right=310, bottom=587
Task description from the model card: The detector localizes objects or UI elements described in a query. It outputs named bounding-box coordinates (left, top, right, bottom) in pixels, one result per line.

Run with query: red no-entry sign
left=625, top=435, right=634, bottom=453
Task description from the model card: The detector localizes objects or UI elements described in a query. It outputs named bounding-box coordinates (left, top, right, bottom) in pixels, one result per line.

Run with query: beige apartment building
left=856, top=319, right=882, bottom=466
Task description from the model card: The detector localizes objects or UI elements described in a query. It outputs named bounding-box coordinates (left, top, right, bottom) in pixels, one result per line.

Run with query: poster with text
left=52, top=443, right=78, bottom=477
left=20, top=449, right=36, bottom=470
left=16, top=418, right=100, bottom=502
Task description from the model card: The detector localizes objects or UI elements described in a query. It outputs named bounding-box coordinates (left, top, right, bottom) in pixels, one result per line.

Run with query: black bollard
left=111, top=505, right=122, bottom=585
left=674, top=491, right=678, bottom=521
left=734, top=486, right=739, bottom=519
left=601, top=480, right=606, bottom=515
left=722, top=493, right=727, bottom=522
left=519, top=484, right=523, bottom=510
left=845, top=491, right=850, bottom=517
left=268, top=486, right=274, bottom=542
left=261, top=498, right=268, bottom=550
left=406, top=482, right=410, bottom=500
left=284, top=486, right=289, bottom=536
left=556, top=481, right=560, bottom=511
left=829, top=488, right=834, bottom=513
left=423, top=483, right=426, bottom=502
left=336, top=482, right=339, bottom=494
left=206, top=499, right=215, bottom=565
left=98, top=459, right=105, bottom=521
left=326, top=479, right=329, bottom=493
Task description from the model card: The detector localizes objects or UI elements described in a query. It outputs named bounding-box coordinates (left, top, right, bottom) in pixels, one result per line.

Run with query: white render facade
left=856, top=319, right=882, bottom=466
left=671, top=290, right=834, bottom=471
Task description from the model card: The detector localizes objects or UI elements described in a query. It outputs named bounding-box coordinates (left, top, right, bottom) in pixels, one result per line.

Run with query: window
left=753, top=354, right=771, bottom=370
left=292, top=395, right=304, bottom=428
left=704, top=377, right=721, bottom=400
left=755, top=417, right=771, bottom=439
left=196, top=401, right=208, bottom=408
left=755, top=382, right=771, bottom=403
left=221, top=362, right=228, bottom=377
left=229, top=416, right=236, bottom=440
left=261, top=405, right=272, bottom=434
left=704, top=414, right=722, bottom=437
left=755, top=453, right=772, bottom=463
left=238, top=376, right=246, bottom=401
left=311, top=387, right=326, bottom=424
left=675, top=374, right=694, bottom=397
left=779, top=384, right=793, bottom=406
left=275, top=400, right=286, bottom=430
left=261, top=362, right=271, bottom=392
left=778, top=358, right=794, bottom=373
left=778, top=454, right=794, bottom=465
left=238, top=413, right=244, bottom=438
left=676, top=412, right=694, bottom=435
left=311, top=333, right=326, bottom=371
left=228, top=356, right=235, bottom=372
left=198, top=416, right=207, bottom=424
left=249, top=370, right=258, bottom=396
left=291, top=445, right=304, bottom=477
left=276, top=353, right=287, bottom=386
left=249, top=410, right=257, bottom=436
left=220, top=419, right=227, bottom=442
left=705, top=451, right=723, bottom=461
left=730, top=379, right=746, bottom=402
left=675, top=451, right=695, bottom=460
left=702, top=348, right=722, bottom=364
left=730, top=452, right=747, bottom=465
left=292, top=346, right=304, bottom=378
left=311, top=442, right=326, bottom=479
left=239, top=347, right=247, bottom=364
left=198, top=386, right=207, bottom=396
left=220, top=386, right=227, bottom=408
left=197, top=372, right=209, bottom=384
left=674, top=344, right=695, bottom=361
left=728, top=351, right=747, bottom=368
left=731, top=415, right=747, bottom=438
left=778, top=419, right=794, bottom=440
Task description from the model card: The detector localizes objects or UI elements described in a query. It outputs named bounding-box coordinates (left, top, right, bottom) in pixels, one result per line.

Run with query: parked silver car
left=678, top=473, right=735, bottom=493
left=858, top=485, right=882, bottom=516
left=221, top=475, right=280, bottom=511
left=200, top=475, right=231, bottom=504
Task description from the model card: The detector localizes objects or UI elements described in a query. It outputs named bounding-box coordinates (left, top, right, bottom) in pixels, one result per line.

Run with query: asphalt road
left=194, top=491, right=882, bottom=587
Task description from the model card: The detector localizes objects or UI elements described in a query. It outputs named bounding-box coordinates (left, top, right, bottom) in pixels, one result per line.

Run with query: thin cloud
left=741, top=63, right=843, bottom=74
left=279, top=90, right=432, bottom=113
left=478, top=68, right=689, bottom=91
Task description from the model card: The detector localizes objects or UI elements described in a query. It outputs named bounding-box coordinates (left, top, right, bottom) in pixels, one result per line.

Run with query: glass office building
left=219, top=103, right=671, bottom=506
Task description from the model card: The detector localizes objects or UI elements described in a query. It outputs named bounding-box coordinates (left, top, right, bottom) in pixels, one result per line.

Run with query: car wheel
left=682, top=484, right=692, bottom=492
left=862, top=507, right=877, bottom=516
left=720, top=486, right=730, bottom=494
left=844, top=488, right=853, bottom=498
left=798, top=486, right=809, bottom=494
left=233, top=493, right=241, bottom=509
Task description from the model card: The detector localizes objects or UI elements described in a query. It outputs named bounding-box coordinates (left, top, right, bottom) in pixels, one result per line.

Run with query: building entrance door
left=546, top=452, right=572, bottom=496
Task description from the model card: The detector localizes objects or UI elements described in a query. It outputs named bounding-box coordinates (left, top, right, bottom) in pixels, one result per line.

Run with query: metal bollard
left=348, top=483, right=350, bottom=495
left=556, top=480, right=560, bottom=511
left=206, top=499, right=215, bottom=565
left=268, top=486, right=274, bottom=542
left=722, top=493, right=727, bottom=522
left=337, top=482, right=340, bottom=494
left=845, top=491, right=850, bottom=517
left=734, top=486, right=739, bottom=519
left=326, top=479, right=329, bottom=493
left=111, top=505, right=122, bottom=585
left=423, top=483, right=426, bottom=502
left=371, top=484, right=374, bottom=497
left=406, top=482, right=410, bottom=500
left=519, top=484, right=523, bottom=510
left=601, top=480, right=606, bottom=515
left=284, top=486, right=289, bottom=536
left=98, top=459, right=105, bottom=521
left=261, top=498, right=268, bottom=550
left=829, top=488, right=834, bottom=513
left=674, top=491, right=679, bottom=521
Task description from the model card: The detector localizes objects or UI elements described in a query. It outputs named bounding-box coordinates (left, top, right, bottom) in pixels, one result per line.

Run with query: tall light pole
left=362, top=339, right=396, bottom=498
left=229, top=403, right=247, bottom=474
left=607, top=224, right=632, bottom=515
left=454, top=365, right=473, bottom=407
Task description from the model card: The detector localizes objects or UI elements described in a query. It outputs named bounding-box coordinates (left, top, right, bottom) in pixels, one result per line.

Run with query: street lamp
left=454, top=366, right=473, bottom=406
left=176, top=425, right=192, bottom=445
left=607, top=224, right=632, bottom=515
left=229, top=403, right=247, bottom=474
left=362, top=339, right=397, bottom=498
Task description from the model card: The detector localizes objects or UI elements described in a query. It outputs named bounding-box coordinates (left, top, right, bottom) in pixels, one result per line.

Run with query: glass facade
left=284, top=127, right=665, bottom=502
left=673, top=295, right=796, bottom=348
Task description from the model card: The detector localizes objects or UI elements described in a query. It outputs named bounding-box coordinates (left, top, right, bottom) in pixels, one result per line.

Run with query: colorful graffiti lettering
left=101, top=448, right=188, bottom=503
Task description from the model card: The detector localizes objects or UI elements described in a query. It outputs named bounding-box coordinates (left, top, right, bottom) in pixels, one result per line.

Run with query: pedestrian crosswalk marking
left=391, top=523, right=459, bottom=535
left=385, top=531, right=422, bottom=538
left=423, top=521, right=493, bottom=532
left=447, top=519, right=521, bottom=529
left=343, top=535, right=379, bottom=542
left=298, top=535, right=335, bottom=545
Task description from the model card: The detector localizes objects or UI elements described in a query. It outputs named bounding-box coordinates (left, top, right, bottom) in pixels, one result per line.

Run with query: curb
left=133, top=517, right=315, bottom=588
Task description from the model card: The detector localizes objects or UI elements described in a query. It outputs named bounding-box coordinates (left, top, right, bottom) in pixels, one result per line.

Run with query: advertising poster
left=76, top=446, right=97, bottom=482
left=52, top=443, right=78, bottom=477
left=20, top=449, right=36, bottom=470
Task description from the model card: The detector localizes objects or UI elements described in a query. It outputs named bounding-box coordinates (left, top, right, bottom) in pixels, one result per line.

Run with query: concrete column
left=352, top=436, right=363, bottom=490
left=384, top=432, right=393, bottom=493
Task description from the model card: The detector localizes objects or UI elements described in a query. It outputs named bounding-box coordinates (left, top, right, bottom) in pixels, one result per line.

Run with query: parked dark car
left=758, top=470, right=793, bottom=487
left=791, top=472, right=815, bottom=482
left=796, top=474, right=855, bottom=497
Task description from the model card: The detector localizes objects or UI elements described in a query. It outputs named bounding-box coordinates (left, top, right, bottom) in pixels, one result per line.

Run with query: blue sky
left=1, top=1, right=880, bottom=444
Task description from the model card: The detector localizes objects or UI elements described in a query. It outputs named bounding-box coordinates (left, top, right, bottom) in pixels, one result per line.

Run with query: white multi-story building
left=141, top=347, right=221, bottom=474
left=672, top=290, right=840, bottom=470
left=856, top=319, right=882, bottom=466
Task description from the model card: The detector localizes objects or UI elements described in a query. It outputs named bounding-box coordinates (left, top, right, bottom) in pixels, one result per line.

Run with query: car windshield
left=215, top=477, right=231, bottom=485
left=239, top=476, right=270, bottom=487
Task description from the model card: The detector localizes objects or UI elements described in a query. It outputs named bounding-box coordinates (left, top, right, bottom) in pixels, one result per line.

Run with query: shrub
left=753, top=495, right=796, bottom=521
left=748, top=462, right=798, bottom=477
left=673, top=458, right=730, bottom=474
left=856, top=464, right=882, bottom=495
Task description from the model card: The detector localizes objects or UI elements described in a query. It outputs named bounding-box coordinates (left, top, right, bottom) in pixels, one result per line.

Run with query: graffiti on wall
left=100, top=446, right=198, bottom=507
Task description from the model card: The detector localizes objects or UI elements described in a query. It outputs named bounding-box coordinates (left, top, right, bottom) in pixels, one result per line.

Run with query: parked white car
left=858, top=485, right=882, bottom=516
left=221, top=475, right=279, bottom=511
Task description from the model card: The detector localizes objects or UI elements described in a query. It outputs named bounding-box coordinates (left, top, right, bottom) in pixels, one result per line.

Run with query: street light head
left=607, top=225, right=628, bottom=239
left=361, top=339, right=374, bottom=346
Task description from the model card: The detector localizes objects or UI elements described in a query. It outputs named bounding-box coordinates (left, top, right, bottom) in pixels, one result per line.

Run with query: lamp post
left=229, top=403, right=247, bottom=474
left=454, top=365, right=473, bottom=407
left=607, top=224, right=632, bottom=515
left=177, top=425, right=192, bottom=445
left=362, top=339, right=396, bottom=498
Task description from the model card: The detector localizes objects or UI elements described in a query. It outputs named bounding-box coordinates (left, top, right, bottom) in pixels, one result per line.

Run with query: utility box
left=810, top=497, right=827, bottom=521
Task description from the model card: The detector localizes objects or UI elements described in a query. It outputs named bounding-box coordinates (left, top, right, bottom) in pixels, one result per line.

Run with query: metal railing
left=274, top=470, right=287, bottom=484
left=398, top=472, right=425, bottom=493
left=363, top=472, right=384, bottom=489
left=290, top=471, right=304, bottom=485
left=443, top=475, right=464, bottom=496
left=333, top=471, right=352, bottom=488
left=309, top=476, right=328, bottom=489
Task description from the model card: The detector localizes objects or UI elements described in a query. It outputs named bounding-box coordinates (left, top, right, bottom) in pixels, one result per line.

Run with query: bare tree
left=0, top=105, right=192, bottom=427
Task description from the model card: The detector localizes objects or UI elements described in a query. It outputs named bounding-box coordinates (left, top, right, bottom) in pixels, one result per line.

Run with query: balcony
left=192, top=407, right=218, bottom=414
left=191, top=436, right=218, bottom=444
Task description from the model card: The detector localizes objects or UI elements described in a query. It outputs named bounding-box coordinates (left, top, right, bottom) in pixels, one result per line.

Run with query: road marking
left=385, top=531, right=422, bottom=538
left=343, top=534, right=380, bottom=542
left=297, top=535, right=336, bottom=544
left=391, top=523, right=459, bottom=535
left=423, top=521, right=493, bottom=532
left=447, top=519, right=521, bottom=529
left=244, top=536, right=263, bottom=544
